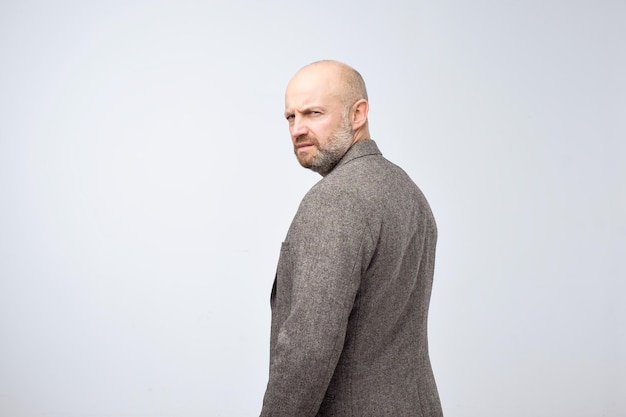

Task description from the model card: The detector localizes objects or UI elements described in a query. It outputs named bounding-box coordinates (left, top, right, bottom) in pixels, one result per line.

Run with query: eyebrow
left=284, top=106, right=324, bottom=118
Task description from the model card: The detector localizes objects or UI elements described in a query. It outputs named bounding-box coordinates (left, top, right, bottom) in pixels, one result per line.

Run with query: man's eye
left=286, top=115, right=295, bottom=122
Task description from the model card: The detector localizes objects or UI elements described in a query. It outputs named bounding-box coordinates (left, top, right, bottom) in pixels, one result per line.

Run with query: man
left=260, top=60, right=443, bottom=417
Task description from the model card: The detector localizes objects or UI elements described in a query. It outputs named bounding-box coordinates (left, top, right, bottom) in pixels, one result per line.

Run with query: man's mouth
left=296, top=143, right=314, bottom=151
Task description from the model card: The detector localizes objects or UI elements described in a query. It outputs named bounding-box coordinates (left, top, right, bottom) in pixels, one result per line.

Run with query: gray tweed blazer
left=261, top=140, right=443, bottom=417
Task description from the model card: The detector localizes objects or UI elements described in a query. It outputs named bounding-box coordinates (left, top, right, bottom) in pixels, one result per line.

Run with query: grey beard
left=308, top=124, right=354, bottom=176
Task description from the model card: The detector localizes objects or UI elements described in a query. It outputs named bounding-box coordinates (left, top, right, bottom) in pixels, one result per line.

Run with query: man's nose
left=290, top=117, right=308, bottom=138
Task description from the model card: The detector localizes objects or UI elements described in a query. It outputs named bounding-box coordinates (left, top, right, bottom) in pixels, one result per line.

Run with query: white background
left=1, top=1, right=624, bottom=416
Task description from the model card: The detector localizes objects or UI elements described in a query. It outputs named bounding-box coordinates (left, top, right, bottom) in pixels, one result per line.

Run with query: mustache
left=295, top=135, right=318, bottom=146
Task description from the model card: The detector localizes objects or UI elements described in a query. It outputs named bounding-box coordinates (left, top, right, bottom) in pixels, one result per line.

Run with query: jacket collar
left=333, top=139, right=382, bottom=172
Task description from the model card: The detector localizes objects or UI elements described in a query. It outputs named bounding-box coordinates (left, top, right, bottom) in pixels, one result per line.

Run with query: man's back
left=263, top=140, right=442, bottom=416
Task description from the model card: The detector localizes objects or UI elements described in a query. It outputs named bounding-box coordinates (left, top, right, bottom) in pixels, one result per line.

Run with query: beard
left=295, top=114, right=355, bottom=176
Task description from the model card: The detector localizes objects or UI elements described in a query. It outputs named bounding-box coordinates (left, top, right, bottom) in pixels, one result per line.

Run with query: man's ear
left=351, top=99, right=369, bottom=130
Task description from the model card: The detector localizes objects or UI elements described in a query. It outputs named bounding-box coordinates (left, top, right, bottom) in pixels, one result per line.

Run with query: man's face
left=284, top=69, right=355, bottom=176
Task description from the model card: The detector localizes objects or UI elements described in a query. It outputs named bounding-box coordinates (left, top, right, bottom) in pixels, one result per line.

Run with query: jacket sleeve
left=260, top=187, right=375, bottom=416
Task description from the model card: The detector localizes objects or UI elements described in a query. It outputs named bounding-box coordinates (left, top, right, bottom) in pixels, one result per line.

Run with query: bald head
left=285, top=60, right=371, bottom=141
left=289, top=60, right=368, bottom=107
left=284, top=60, right=371, bottom=175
